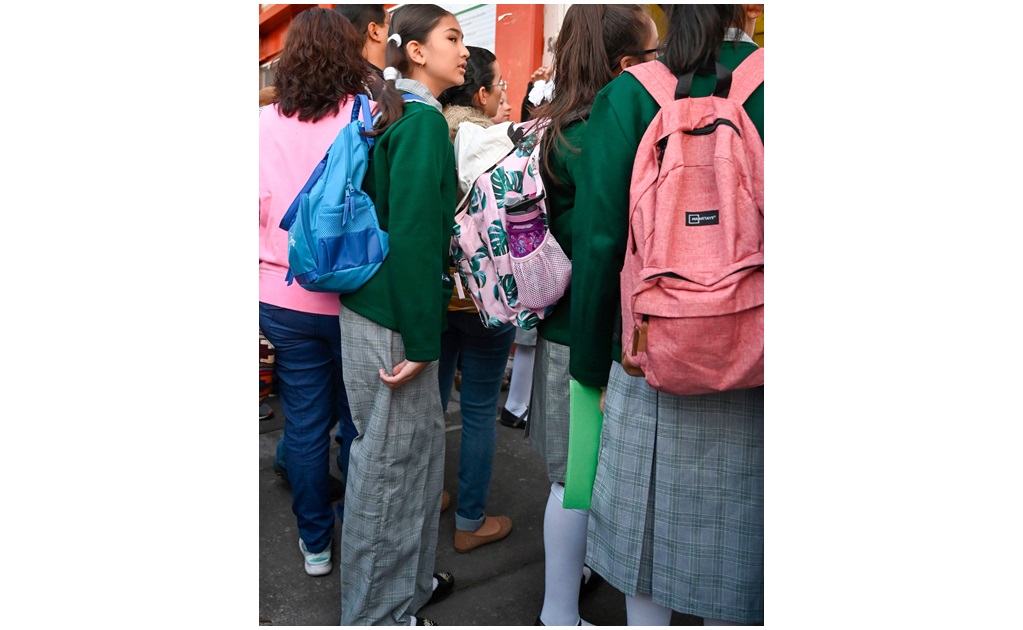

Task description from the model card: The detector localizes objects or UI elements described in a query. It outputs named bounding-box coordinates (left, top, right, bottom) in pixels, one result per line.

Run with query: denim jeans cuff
left=455, top=512, right=486, bottom=532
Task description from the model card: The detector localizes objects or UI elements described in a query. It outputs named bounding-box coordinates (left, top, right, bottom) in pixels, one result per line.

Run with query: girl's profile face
left=492, top=94, right=511, bottom=124
left=479, top=61, right=505, bottom=119
left=416, top=14, right=470, bottom=95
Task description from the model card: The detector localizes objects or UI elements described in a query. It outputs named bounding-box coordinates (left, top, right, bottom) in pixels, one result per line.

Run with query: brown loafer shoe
left=454, top=515, right=513, bottom=553
left=441, top=490, right=451, bottom=513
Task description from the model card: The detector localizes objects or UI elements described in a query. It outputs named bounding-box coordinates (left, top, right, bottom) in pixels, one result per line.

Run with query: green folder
left=563, top=380, right=605, bottom=510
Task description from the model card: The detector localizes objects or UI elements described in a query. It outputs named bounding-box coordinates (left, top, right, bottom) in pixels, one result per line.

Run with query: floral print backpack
left=450, top=121, right=572, bottom=329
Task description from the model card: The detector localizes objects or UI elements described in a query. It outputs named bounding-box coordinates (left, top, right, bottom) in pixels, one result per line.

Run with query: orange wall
left=493, top=4, right=544, bottom=123
left=258, top=4, right=545, bottom=122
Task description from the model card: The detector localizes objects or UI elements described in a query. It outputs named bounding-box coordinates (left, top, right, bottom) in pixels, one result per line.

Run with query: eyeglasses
left=640, top=47, right=660, bottom=57
left=489, top=79, right=508, bottom=90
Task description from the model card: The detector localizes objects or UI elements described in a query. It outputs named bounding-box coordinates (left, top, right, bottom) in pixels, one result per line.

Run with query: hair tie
left=383, top=66, right=400, bottom=82
left=388, top=33, right=402, bottom=46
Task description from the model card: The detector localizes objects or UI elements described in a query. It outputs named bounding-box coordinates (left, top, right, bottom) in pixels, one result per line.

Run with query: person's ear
left=617, top=55, right=640, bottom=74
left=474, top=86, right=489, bottom=109
left=407, top=41, right=426, bottom=67
left=368, top=21, right=386, bottom=44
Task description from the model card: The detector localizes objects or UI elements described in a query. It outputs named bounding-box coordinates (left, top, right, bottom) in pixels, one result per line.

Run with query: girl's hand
left=379, top=360, right=428, bottom=389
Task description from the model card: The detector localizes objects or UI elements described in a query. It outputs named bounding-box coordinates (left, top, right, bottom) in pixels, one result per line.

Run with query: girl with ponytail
left=525, top=5, right=658, bottom=627
left=571, top=4, right=765, bottom=626
left=336, top=4, right=469, bottom=626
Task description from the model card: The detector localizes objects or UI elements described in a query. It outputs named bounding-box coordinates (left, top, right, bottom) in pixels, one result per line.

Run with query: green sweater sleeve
left=569, top=77, right=657, bottom=387
left=385, top=107, right=455, bottom=361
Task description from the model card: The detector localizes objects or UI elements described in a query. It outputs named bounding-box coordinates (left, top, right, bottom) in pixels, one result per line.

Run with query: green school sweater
left=569, top=43, right=764, bottom=387
left=536, top=121, right=586, bottom=346
left=340, top=102, right=457, bottom=362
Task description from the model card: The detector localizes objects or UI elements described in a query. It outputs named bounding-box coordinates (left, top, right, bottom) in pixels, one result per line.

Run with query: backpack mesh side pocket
left=510, top=233, right=572, bottom=310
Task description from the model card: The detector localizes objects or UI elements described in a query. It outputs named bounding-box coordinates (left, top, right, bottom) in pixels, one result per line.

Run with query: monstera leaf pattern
left=469, top=186, right=486, bottom=215
left=470, top=245, right=489, bottom=287
left=516, top=310, right=540, bottom=330
left=487, top=220, right=509, bottom=257
left=515, top=133, right=538, bottom=158
left=490, top=167, right=524, bottom=208
left=500, top=274, right=518, bottom=306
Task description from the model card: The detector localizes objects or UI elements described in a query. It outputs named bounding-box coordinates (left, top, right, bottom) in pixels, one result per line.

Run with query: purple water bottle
left=504, top=191, right=546, bottom=258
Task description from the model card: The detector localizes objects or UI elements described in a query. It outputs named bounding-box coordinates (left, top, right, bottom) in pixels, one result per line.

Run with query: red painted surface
left=259, top=4, right=319, bottom=65
left=494, top=4, right=544, bottom=123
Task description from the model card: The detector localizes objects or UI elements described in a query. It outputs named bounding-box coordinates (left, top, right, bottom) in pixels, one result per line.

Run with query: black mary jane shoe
left=424, top=572, right=455, bottom=608
left=500, top=408, right=527, bottom=429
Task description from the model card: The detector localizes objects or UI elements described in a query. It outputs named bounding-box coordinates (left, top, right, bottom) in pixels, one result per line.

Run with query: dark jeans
left=438, top=311, right=516, bottom=531
left=259, top=302, right=355, bottom=552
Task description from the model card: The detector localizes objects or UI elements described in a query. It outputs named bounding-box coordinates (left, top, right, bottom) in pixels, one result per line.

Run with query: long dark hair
left=438, top=46, right=496, bottom=110
left=333, top=4, right=386, bottom=38
left=369, top=4, right=454, bottom=136
left=661, top=4, right=745, bottom=76
left=532, top=5, right=651, bottom=184
left=273, top=8, right=369, bottom=123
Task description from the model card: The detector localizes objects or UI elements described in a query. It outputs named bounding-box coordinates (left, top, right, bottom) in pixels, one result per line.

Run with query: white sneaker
left=298, top=538, right=332, bottom=576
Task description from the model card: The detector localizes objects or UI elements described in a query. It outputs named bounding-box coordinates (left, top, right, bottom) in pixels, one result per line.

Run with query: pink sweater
left=259, top=98, right=365, bottom=316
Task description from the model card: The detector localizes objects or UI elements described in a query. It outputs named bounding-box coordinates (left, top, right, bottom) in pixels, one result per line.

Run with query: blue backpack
left=278, top=94, right=388, bottom=293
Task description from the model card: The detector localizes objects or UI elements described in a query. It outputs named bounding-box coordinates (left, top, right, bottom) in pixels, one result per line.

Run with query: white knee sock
left=505, top=345, right=535, bottom=417
left=539, top=483, right=589, bottom=626
left=625, top=592, right=672, bottom=626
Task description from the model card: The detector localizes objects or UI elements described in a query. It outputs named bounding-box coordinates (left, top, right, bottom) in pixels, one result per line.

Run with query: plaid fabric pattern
left=514, top=326, right=537, bottom=347
left=586, top=363, right=764, bottom=624
left=528, top=337, right=571, bottom=484
left=338, top=306, right=445, bottom=626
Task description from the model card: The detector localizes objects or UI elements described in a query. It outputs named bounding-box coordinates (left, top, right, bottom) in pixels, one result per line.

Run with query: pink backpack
left=450, top=121, right=572, bottom=329
left=620, top=50, right=764, bottom=396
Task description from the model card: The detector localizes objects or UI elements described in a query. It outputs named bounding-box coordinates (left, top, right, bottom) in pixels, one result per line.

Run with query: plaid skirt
left=528, top=337, right=571, bottom=484
left=338, top=306, right=445, bottom=626
left=586, top=362, right=764, bottom=624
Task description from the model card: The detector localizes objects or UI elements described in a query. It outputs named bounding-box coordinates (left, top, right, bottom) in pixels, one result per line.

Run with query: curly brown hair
left=273, top=8, right=370, bottom=123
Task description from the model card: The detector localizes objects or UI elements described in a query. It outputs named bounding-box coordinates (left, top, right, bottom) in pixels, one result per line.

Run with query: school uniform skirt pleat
left=585, top=362, right=764, bottom=624
left=339, top=305, right=445, bottom=626
left=528, top=336, right=571, bottom=485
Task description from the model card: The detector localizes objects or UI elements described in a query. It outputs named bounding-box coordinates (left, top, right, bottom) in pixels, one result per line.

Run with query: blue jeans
left=438, top=311, right=516, bottom=531
left=259, top=302, right=354, bottom=553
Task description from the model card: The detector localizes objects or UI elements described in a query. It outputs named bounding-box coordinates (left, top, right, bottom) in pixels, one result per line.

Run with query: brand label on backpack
left=686, top=210, right=719, bottom=226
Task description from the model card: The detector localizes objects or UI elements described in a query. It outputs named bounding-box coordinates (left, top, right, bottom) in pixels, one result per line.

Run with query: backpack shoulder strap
left=728, top=48, right=764, bottom=105
left=351, top=93, right=374, bottom=148
left=624, top=61, right=677, bottom=109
